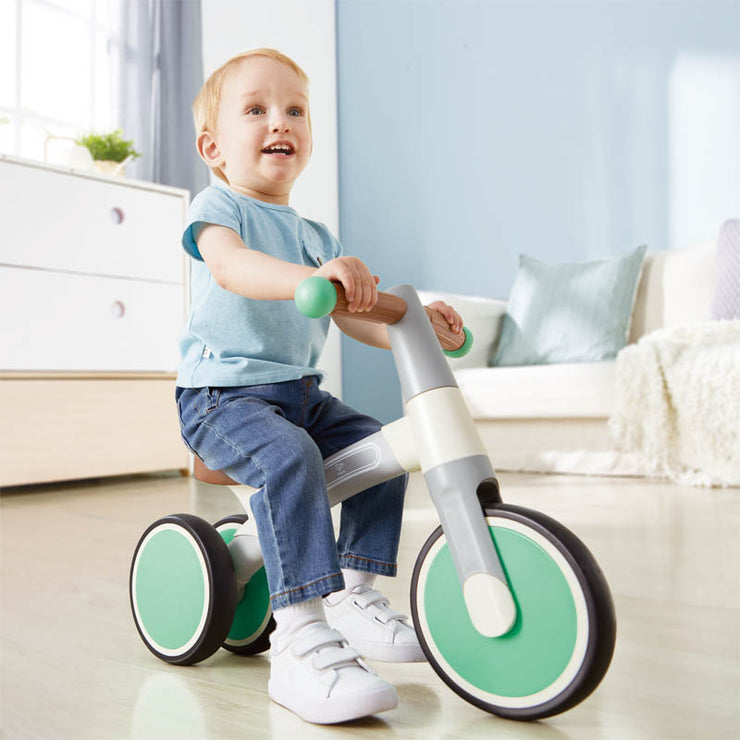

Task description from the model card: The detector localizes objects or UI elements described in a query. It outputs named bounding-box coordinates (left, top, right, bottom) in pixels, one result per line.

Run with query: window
left=0, top=0, right=121, bottom=162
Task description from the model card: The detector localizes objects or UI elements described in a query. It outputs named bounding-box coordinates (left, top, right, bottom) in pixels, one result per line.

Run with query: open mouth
left=261, top=143, right=295, bottom=157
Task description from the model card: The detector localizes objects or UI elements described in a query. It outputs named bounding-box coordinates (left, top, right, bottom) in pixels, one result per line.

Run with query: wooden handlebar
left=330, top=284, right=407, bottom=324
left=423, top=306, right=468, bottom=353
left=329, top=283, right=466, bottom=353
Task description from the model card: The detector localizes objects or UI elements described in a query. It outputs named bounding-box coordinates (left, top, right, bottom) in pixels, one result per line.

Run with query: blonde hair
left=193, top=48, right=310, bottom=183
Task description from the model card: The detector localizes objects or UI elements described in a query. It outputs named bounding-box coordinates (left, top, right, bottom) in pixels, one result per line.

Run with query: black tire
left=130, top=514, right=237, bottom=666
left=213, top=515, right=275, bottom=655
left=410, top=503, right=616, bottom=720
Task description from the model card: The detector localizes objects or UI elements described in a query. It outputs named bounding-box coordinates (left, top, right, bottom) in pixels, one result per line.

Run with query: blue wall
left=336, top=0, right=740, bottom=422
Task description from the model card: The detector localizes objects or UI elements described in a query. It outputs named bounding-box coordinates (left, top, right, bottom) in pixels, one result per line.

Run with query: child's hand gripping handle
left=295, top=276, right=473, bottom=357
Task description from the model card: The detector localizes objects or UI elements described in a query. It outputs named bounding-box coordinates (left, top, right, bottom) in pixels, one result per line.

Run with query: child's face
left=202, top=56, right=312, bottom=204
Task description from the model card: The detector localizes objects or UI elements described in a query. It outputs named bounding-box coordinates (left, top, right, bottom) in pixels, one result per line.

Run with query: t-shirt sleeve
left=182, top=186, right=242, bottom=261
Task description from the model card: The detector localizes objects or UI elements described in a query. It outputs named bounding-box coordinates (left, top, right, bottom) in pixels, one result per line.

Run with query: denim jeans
left=176, top=377, right=407, bottom=609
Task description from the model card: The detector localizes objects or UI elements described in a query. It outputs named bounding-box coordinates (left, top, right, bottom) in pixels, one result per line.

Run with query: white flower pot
left=93, top=159, right=128, bottom=177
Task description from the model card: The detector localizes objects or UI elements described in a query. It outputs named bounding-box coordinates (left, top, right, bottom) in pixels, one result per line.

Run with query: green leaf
left=75, top=129, right=141, bottom=162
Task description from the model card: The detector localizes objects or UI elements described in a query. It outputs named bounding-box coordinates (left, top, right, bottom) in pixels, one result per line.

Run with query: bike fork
left=390, top=285, right=516, bottom=637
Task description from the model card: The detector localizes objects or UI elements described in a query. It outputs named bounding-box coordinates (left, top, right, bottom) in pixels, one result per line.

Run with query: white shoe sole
left=268, top=680, right=398, bottom=724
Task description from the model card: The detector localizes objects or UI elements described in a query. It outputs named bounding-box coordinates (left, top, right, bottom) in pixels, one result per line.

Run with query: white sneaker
left=324, top=585, right=426, bottom=663
left=268, top=620, right=398, bottom=724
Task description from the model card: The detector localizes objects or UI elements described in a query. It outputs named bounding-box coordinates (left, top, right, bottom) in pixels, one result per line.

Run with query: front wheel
left=410, top=503, right=616, bottom=720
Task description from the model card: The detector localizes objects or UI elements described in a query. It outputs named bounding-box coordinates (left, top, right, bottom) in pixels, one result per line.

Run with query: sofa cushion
left=455, top=362, right=616, bottom=419
left=491, top=245, right=647, bottom=367
left=711, top=219, right=740, bottom=320
left=629, top=242, right=716, bottom=342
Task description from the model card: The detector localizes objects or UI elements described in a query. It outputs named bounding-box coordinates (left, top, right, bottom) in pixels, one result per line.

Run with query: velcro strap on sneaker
left=291, top=625, right=346, bottom=658
left=352, top=589, right=408, bottom=624
left=312, top=645, right=361, bottom=671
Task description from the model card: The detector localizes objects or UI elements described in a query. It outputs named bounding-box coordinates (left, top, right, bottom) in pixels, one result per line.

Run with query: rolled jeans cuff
left=270, top=572, right=345, bottom=610
left=339, top=553, right=398, bottom=578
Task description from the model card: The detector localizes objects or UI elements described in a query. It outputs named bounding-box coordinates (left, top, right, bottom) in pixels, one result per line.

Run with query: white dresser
left=0, top=156, right=190, bottom=486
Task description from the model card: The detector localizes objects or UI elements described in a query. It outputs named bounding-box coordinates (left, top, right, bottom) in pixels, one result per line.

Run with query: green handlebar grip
left=444, top=326, right=474, bottom=358
left=295, top=276, right=338, bottom=318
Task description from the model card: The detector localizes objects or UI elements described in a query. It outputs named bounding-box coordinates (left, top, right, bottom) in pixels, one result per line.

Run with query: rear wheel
left=214, top=515, right=275, bottom=655
left=411, top=503, right=616, bottom=720
left=130, top=514, right=237, bottom=665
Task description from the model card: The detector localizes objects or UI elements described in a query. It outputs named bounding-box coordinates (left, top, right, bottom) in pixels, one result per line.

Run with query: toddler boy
left=176, top=48, right=462, bottom=724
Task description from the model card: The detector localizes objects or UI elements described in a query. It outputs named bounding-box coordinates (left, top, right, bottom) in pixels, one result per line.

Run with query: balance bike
left=130, top=279, right=616, bottom=721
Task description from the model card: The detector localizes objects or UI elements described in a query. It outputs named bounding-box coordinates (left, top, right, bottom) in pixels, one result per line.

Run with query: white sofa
left=420, top=240, right=718, bottom=476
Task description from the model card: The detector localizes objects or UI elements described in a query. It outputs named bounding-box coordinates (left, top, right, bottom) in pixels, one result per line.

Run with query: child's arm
left=333, top=314, right=391, bottom=349
left=333, top=301, right=463, bottom=350
left=197, top=224, right=378, bottom=312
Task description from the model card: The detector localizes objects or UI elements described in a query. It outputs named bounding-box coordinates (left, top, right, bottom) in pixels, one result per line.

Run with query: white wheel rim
left=132, top=523, right=210, bottom=657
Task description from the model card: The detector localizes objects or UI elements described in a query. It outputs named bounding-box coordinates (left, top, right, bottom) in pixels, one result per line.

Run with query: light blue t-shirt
left=176, top=183, right=342, bottom=388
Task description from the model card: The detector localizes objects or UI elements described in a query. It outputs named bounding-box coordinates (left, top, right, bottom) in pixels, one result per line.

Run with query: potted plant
left=76, top=129, right=140, bottom=176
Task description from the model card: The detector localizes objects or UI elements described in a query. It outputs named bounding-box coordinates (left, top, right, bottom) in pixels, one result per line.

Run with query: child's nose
left=270, top=112, right=290, bottom=133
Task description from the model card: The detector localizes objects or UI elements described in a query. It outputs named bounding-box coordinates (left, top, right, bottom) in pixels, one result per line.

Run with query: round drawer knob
left=110, top=300, right=126, bottom=319
left=110, top=207, right=125, bottom=225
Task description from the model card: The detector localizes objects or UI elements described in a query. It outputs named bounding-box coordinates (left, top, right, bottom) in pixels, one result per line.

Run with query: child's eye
left=288, top=107, right=304, bottom=117
left=245, top=106, right=264, bottom=116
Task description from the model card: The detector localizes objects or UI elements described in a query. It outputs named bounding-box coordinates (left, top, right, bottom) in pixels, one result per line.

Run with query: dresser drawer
left=0, top=266, right=184, bottom=372
left=0, top=377, right=188, bottom=486
left=0, top=159, right=186, bottom=283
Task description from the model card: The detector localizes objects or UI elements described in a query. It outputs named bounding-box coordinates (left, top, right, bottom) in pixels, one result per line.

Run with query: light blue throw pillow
left=491, top=244, right=647, bottom=367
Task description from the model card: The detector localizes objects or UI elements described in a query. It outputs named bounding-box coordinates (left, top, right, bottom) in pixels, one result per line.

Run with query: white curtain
left=117, top=0, right=209, bottom=197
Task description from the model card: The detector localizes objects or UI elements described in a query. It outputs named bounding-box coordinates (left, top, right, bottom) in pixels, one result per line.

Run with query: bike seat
left=193, top=457, right=240, bottom=486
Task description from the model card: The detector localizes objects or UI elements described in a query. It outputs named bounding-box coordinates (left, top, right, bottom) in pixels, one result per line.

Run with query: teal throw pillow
left=491, top=244, right=647, bottom=366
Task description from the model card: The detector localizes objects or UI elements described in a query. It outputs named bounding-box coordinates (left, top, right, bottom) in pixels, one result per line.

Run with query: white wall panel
left=200, top=0, right=338, bottom=234
left=200, top=0, right=341, bottom=397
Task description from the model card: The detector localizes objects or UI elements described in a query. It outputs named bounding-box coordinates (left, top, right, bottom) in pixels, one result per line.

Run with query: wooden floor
left=1, top=470, right=738, bottom=739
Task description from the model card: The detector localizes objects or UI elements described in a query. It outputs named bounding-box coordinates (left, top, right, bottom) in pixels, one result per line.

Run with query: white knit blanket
left=609, top=320, right=740, bottom=487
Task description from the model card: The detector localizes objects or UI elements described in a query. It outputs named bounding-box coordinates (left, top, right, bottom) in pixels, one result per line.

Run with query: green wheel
left=214, top=515, right=275, bottom=655
left=130, top=514, right=237, bottom=666
left=411, top=504, right=616, bottom=720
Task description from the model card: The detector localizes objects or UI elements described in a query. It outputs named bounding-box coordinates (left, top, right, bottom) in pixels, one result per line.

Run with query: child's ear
left=197, top=131, right=224, bottom=168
